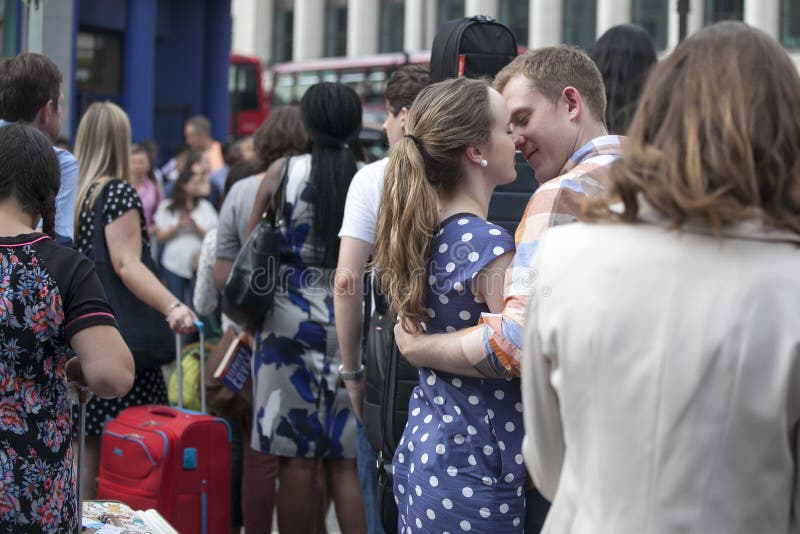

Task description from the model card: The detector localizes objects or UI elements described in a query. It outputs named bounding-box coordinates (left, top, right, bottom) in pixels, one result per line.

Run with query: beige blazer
left=521, top=208, right=800, bottom=533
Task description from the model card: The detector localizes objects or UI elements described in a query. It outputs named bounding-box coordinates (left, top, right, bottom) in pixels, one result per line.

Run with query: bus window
left=269, top=52, right=431, bottom=115
left=297, top=71, right=320, bottom=101
left=340, top=69, right=366, bottom=99
left=273, top=73, right=295, bottom=105
left=231, top=62, right=259, bottom=111
left=365, top=68, right=387, bottom=106
left=322, top=69, right=338, bottom=83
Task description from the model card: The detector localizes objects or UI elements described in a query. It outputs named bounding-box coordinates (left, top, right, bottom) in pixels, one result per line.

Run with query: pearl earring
left=480, top=159, right=488, bottom=168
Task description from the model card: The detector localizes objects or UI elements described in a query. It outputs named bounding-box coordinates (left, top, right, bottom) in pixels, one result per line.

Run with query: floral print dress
left=251, top=154, right=357, bottom=458
left=0, top=233, right=117, bottom=533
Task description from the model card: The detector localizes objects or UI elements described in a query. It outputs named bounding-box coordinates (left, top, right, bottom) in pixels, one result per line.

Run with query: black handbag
left=222, top=157, right=289, bottom=325
left=87, top=181, right=173, bottom=369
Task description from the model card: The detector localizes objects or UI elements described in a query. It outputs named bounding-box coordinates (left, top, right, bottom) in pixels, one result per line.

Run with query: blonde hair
left=373, top=78, right=492, bottom=332
left=584, top=22, right=800, bottom=236
left=494, top=45, right=606, bottom=125
left=73, top=101, right=132, bottom=237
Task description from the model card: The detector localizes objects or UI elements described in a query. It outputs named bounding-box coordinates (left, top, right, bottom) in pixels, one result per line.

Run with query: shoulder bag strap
left=262, top=156, right=291, bottom=227
left=88, top=181, right=114, bottom=264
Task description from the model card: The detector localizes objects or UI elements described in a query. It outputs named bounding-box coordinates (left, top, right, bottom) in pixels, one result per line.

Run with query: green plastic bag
left=168, top=338, right=217, bottom=411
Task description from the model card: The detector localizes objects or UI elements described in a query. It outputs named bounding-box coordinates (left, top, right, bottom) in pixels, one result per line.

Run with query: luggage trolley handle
left=75, top=385, right=90, bottom=533
left=174, top=320, right=206, bottom=413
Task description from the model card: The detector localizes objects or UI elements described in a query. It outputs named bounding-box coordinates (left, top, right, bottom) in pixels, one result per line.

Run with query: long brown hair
left=585, top=22, right=800, bottom=236
left=373, top=78, right=492, bottom=332
left=167, top=151, right=203, bottom=214
left=252, top=105, right=307, bottom=171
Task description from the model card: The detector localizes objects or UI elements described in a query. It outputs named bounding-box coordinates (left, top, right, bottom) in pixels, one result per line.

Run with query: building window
left=563, top=0, right=596, bottom=50
left=704, top=0, right=743, bottom=24
left=76, top=30, right=122, bottom=96
left=782, top=0, right=800, bottom=48
left=380, top=0, right=405, bottom=52
left=632, top=0, right=668, bottom=50
left=499, top=0, right=529, bottom=47
left=272, top=0, right=293, bottom=64
left=438, top=0, right=465, bottom=25
left=325, top=0, right=347, bottom=57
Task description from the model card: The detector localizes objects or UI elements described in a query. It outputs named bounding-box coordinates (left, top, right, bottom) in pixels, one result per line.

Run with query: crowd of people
left=0, top=18, right=798, bottom=534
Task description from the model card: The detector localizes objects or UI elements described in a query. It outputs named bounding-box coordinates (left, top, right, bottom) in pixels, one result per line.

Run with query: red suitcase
left=97, top=322, right=231, bottom=534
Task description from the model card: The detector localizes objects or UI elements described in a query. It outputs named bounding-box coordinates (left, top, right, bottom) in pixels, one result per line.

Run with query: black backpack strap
left=361, top=273, right=372, bottom=356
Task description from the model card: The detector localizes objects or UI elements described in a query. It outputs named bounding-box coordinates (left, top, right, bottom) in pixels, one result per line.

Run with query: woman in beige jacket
left=520, top=22, right=800, bottom=533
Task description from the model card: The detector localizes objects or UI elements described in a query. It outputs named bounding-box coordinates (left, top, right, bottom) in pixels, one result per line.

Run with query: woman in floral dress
left=0, top=123, right=134, bottom=532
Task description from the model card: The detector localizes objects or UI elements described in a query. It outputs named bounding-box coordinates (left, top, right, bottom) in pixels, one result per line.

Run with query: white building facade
left=232, top=0, right=800, bottom=67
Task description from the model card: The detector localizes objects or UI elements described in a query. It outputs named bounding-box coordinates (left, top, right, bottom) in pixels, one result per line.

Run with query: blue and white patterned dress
left=393, top=213, right=526, bottom=533
left=251, top=154, right=357, bottom=458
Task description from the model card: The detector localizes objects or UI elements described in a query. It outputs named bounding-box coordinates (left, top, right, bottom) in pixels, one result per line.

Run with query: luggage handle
left=174, top=320, right=206, bottom=413
left=148, top=407, right=178, bottom=419
left=76, top=385, right=90, bottom=533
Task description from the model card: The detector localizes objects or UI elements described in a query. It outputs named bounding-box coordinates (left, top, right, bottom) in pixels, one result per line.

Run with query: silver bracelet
left=338, top=364, right=365, bottom=381
left=165, top=301, right=182, bottom=317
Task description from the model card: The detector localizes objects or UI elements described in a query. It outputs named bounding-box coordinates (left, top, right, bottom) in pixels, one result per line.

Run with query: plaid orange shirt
left=461, top=135, right=624, bottom=377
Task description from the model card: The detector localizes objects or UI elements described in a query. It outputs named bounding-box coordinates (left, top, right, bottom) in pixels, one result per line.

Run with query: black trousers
left=525, top=487, right=551, bottom=533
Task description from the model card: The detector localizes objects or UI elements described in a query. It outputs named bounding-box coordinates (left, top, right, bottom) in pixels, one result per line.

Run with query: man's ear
left=34, top=99, right=54, bottom=127
left=562, top=86, right=582, bottom=122
left=398, top=106, right=409, bottom=129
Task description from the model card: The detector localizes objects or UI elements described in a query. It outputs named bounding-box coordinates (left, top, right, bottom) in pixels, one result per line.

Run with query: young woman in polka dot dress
left=374, top=78, right=526, bottom=533
left=71, top=102, right=197, bottom=499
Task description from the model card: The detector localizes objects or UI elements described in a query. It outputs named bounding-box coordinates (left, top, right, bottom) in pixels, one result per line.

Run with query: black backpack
left=363, top=289, right=417, bottom=460
left=430, top=15, right=518, bottom=82
left=362, top=284, right=417, bottom=533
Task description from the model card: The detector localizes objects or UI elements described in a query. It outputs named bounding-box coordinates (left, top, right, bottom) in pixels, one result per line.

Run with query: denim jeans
left=356, top=421, right=385, bottom=534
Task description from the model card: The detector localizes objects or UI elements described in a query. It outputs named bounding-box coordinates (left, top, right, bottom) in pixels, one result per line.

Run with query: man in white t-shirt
left=333, top=64, right=430, bottom=534
left=334, top=63, right=430, bottom=415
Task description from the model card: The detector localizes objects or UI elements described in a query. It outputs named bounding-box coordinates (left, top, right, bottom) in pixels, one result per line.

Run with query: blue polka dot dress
left=393, top=214, right=526, bottom=533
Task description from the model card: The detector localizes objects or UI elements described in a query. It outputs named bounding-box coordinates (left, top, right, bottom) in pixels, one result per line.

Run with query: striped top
left=461, top=135, right=624, bottom=377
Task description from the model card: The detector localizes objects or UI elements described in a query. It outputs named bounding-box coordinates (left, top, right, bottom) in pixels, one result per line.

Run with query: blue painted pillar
left=122, top=0, right=156, bottom=142
left=204, top=0, right=232, bottom=142
left=70, top=0, right=79, bottom=139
